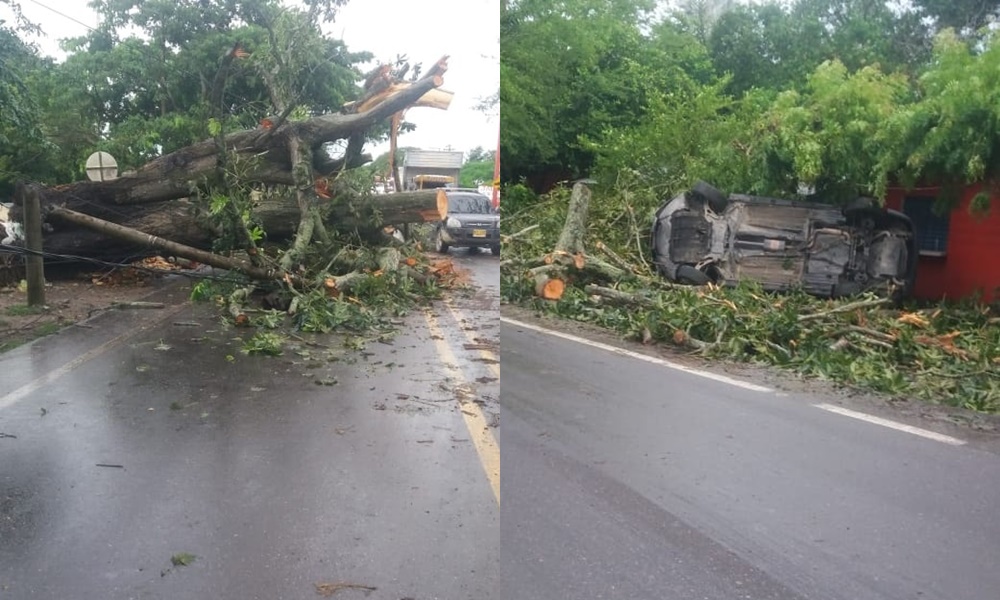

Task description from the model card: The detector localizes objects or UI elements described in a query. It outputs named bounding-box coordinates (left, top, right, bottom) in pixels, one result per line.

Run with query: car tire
left=490, top=245, right=500, bottom=256
left=676, top=265, right=711, bottom=285
left=691, top=181, right=728, bottom=214
left=844, top=196, right=876, bottom=212
left=435, top=228, right=450, bottom=254
left=843, top=206, right=880, bottom=229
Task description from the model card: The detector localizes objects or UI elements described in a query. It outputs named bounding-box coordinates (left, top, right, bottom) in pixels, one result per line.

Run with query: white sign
left=85, top=151, right=119, bottom=182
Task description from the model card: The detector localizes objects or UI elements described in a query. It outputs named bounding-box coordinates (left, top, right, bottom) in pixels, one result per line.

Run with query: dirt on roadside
left=0, top=256, right=187, bottom=354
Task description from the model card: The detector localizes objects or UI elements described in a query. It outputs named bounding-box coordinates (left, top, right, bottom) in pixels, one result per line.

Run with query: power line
left=24, top=0, right=96, bottom=33
left=0, top=243, right=255, bottom=286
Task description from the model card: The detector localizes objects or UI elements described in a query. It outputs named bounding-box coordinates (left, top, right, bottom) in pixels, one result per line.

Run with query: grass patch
left=35, top=322, right=60, bottom=336
left=5, top=304, right=47, bottom=316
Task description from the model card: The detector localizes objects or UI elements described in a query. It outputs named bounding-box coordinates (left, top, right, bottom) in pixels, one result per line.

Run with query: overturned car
left=651, top=182, right=917, bottom=301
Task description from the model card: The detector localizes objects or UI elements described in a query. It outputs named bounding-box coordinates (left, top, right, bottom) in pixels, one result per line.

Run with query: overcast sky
left=2, top=0, right=499, bottom=160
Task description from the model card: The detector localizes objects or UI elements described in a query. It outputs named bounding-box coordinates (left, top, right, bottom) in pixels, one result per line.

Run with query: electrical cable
left=0, top=243, right=254, bottom=285
left=23, top=0, right=96, bottom=32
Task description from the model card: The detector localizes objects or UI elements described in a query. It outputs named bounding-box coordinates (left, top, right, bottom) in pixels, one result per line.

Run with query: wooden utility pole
left=18, top=182, right=45, bottom=306
left=492, top=126, right=501, bottom=209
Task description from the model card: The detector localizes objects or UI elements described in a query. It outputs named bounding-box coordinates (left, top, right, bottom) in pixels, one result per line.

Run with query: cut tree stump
left=522, top=180, right=632, bottom=300
left=534, top=272, right=566, bottom=300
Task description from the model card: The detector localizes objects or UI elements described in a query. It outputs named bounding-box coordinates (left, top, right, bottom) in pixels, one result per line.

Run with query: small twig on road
left=463, top=343, right=494, bottom=350
left=0, top=432, right=17, bottom=439
left=287, top=333, right=331, bottom=349
left=95, top=463, right=125, bottom=469
left=314, top=582, right=378, bottom=597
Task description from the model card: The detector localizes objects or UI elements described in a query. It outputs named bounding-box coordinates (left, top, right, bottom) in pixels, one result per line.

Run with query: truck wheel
left=491, top=245, right=500, bottom=256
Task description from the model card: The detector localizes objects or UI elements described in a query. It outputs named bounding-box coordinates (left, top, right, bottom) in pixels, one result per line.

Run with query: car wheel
left=435, top=229, right=450, bottom=254
left=676, top=265, right=711, bottom=285
left=844, top=197, right=876, bottom=212
left=490, top=245, right=500, bottom=256
left=844, top=206, right=880, bottom=229
left=691, top=181, right=728, bottom=214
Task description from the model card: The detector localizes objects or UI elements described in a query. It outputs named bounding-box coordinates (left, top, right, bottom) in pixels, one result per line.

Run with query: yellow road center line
left=424, top=309, right=500, bottom=507
left=0, top=302, right=189, bottom=410
left=443, top=299, right=499, bottom=379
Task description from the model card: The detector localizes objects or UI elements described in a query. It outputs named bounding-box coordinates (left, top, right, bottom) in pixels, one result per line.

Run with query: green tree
left=664, top=0, right=736, bottom=46
left=45, top=0, right=366, bottom=173
left=0, top=2, right=67, bottom=193
left=876, top=28, right=1000, bottom=200
left=913, top=0, right=1000, bottom=34
left=466, top=146, right=496, bottom=164
left=708, top=2, right=817, bottom=96
left=460, top=160, right=494, bottom=188
left=500, top=0, right=663, bottom=191
left=790, top=0, right=932, bottom=76
left=709, top=0, right=931, bottom=98
left=757, top=59, right=912, bottom=202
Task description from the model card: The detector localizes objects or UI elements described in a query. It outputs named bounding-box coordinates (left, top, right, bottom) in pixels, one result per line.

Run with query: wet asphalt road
left=500, top=316, right=1000, bottom=600
left=0, top=249, right=498, bottom=599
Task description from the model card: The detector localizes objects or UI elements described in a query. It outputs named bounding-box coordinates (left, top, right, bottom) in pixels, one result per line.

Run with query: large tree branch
left=32, top=58, right=448, bottom=208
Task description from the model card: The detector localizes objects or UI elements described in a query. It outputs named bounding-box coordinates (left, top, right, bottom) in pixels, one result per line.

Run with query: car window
left=448, top=193, right=493, bottom=214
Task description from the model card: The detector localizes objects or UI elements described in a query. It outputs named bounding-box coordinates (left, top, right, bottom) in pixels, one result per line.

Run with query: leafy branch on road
left=191, top=241, right=470, bottom=357
left=500, top=183, right=1000, bottom=413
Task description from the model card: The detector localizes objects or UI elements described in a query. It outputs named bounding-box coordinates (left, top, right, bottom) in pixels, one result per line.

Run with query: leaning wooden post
left=18, top=182, right=45, bottom=306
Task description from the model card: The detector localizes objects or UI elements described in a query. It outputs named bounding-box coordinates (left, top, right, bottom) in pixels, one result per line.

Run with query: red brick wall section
left=885, top=183, right=1000, bottom=303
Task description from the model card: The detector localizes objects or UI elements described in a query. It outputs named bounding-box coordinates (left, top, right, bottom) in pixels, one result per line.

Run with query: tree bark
left=25, top=189, right=446, bottom=264
left=555, top=181, right=591, bottom=256
left=49, top=207, right=279, bottom=280
left=19, top=65, right=445, bottom=209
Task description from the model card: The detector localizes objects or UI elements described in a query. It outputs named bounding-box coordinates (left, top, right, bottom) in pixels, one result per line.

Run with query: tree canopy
left=0, top=0, right=383, bottom=195
left=500, top=0, right=1000, bottom=208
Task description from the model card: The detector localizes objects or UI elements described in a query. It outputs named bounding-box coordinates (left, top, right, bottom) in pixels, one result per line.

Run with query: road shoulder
left=501, top=302, right=1000, bottom=446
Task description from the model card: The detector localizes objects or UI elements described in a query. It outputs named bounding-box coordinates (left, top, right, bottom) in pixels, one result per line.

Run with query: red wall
left=885, top=183, right=1000, bottom=303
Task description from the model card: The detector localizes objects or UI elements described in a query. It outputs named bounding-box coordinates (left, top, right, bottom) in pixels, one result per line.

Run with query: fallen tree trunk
left=24, top=189, right=446, bottom=263
left=49, top=207, right=279, bottom=280
left=23, top=66, right=447, bottom=209
left=5, top=56, right=454, bottom=269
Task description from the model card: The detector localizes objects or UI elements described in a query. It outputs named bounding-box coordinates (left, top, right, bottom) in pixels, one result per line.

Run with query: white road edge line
left=814, top=403, right=966, bottom=446
left=500, top=317, right=773, bottom=393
